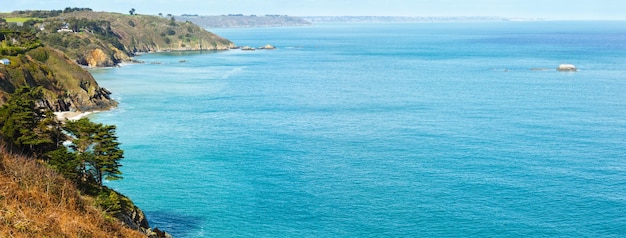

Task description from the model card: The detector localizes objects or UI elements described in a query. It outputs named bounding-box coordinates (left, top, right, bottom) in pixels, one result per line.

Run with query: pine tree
left=46, top=147, right=80, bottom=181
left=0, top=86, right=58, bottom=156
left=93, top=124, right=123, bottom=185
left=64, top=118, right=99, bottom=183
left=65, top=118, right=123, bottom=186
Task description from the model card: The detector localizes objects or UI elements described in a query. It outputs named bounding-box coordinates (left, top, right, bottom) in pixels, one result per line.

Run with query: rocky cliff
left=0, top=46, right=116, bottom=112
left=114, top=190, right=172, bottom=238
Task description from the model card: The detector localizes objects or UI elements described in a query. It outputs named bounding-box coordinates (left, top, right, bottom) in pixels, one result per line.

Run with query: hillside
left=0, top=46, right=116, bottom=112
left=0, top=147, right=146, bottom=237
left=53, top=11, right=235, bottom=64
left=3, top=10, right=236, bottom=67
left=176, top=14, right=311, bottom=28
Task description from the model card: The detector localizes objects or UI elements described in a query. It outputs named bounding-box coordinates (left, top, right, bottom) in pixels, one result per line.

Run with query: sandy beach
left=54, top=111, right=97, bottom=121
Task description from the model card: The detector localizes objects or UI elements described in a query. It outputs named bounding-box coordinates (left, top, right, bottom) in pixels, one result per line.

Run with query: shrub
left=97, top=190, right=122, bottom=215
left=27, top=47, right=48, bottom=62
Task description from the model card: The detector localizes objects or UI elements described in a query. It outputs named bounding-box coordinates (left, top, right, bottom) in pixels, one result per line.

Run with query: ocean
left=90, top=21, right=626, bottom=237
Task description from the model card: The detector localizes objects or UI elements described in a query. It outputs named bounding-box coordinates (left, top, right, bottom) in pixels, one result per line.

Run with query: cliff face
left=0, top=46, right=117, bottom=111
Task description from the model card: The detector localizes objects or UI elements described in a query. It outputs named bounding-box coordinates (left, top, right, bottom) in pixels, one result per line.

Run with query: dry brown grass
left=0, top=147, right=145, bottom=237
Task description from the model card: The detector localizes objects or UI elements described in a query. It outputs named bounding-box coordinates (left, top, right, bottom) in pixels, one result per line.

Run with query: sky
left=2, top=0, right=625, bottom=20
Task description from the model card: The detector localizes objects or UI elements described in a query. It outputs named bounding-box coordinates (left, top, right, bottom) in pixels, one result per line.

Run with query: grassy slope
left=0, top=46, right=117, bottom=111
left=4, top=17, right=43, bottom=23
left=59, top=11, right=234, bottom=53
left=0, top=147, right=145, bottom=237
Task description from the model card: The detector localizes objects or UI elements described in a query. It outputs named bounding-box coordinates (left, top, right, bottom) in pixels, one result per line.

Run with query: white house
left=0, top=58, right=10, bottom=65
left=57, top=23, right=73, bottom=33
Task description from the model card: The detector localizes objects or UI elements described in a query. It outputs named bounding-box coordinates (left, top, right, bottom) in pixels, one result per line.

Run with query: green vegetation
left=69, top=11, right=234, bottom=53
left=169, top=16, right=177, bottom=26
left=65, top=117, right=123, bottom=186
left=0, top=86, right=123, bottom=188
left=5, top=8, right=92, bottom=19
left=0, top=86, right=126, bottom=216
left=0, top=87, right=59, bottom=156
left=0, top=29, right=42, bottom=56
left=0, top=44, right=118, bottom=112
left=4, top=17, right=44, bottom=23
left=38, top=17, right=126, bottom=63
left=2, top=8, right=234, bottom=68
left=0, top=147, right=145, bottom=237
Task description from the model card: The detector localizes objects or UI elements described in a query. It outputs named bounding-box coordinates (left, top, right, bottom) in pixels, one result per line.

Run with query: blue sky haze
left=2, top=0, right=624, bottom=20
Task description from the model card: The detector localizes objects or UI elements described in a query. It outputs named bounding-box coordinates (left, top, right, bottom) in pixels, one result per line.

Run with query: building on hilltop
left=57, top=23, right=73, bottom=33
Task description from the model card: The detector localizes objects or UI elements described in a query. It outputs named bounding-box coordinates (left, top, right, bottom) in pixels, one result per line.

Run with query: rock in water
left=557, top=64, right=577, bottom=71
left=259, top=44, right=276, bottom=50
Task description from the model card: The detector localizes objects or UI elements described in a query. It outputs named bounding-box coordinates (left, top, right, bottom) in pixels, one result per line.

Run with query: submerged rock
left=557, top=64, right=577, bottom=72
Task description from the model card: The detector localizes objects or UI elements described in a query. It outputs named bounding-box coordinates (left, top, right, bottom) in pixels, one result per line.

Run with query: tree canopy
left=0, top=86, right=123, bottom=187
left=0, top=86, right=60, bottom=155
left=65, top=118, right=123, bottom=186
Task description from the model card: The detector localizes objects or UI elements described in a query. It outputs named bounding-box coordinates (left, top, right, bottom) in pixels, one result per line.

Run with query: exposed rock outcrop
left=557, top=64, right=577, bottom=72
left=258, top=44, right=276, bottom=50
left=0, top=46, right=116, bottom=112
left=77, top=48, right=115, bottom=67
left=120, top=203, right=150, bottom=231
left=111, top=189, right=172, bottom=237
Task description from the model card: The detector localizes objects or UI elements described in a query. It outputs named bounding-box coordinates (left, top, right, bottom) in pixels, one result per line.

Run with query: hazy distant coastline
left=301, top=16, right=544, bottom=23
left=175, top=14, right=311, bottom=28
left=176, top=15, right=546, bottom=28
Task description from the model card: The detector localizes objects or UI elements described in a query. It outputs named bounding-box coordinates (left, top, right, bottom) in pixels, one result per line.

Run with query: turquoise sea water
left=90, top=22, right=626, bottom=237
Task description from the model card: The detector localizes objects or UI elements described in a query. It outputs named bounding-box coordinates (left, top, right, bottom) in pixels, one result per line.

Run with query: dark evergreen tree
left=46, top=147, right=80, bottom=181
left=65, top=118, right=123, bottom=186
left=92, top=124, right=123, bottom=184
left=0, top=87, right=123, bottom=187
left=64, top=118, right=99, bottom=183
left=169, top=17, right=177, bottom=26
left=0, top=86, right=59, bottom=156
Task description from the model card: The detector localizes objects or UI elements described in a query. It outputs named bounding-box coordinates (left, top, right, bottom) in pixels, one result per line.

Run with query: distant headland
left=175, top=14, right=311, bottom=28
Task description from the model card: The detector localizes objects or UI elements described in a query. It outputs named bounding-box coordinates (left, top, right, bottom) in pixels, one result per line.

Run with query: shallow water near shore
left=90, top=21, right=626, bottom=237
